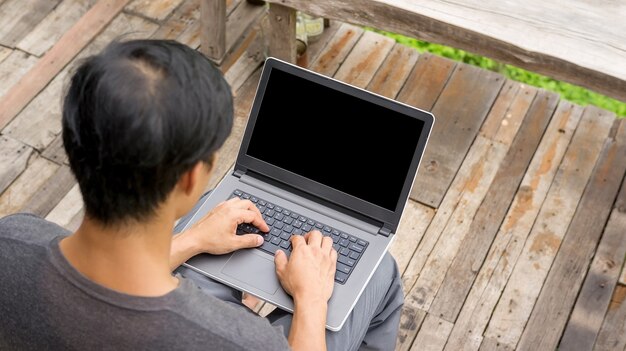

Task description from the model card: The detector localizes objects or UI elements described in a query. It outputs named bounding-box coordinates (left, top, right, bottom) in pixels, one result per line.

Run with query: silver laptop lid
left=235, top=58, right=434, bottom=233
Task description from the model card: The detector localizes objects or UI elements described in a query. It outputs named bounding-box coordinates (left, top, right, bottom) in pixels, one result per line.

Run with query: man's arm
left=275, top=231, right=337, bottom=351
left=169, top=197, right=268, bottom=270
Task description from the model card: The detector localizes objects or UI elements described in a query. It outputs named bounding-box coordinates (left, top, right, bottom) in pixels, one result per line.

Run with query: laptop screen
left=245, top=68, right=425, bottom=211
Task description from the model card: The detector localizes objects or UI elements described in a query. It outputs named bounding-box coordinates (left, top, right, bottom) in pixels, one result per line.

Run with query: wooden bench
left=202, top=0, right=626, bottom=102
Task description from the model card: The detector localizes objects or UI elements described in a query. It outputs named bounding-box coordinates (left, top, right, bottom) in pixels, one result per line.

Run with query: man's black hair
left=62, top=39, right=233, bottom=225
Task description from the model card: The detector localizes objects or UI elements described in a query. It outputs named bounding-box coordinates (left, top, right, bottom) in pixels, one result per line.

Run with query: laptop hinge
left=378, top=226, right=392, bottom=237
left=233, top=169, right=246, bottom=178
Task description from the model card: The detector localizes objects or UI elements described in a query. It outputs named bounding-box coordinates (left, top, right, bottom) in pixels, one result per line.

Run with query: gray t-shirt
left=0, top=213, right=290, bottom=350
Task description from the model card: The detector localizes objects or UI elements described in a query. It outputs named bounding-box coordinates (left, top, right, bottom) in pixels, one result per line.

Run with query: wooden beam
left=0, top=0, right=131, bottom=131
left=264, top=0, right=626, bottom=102
left=200, top=0, right=226, bottom=60
left=268, top=3, right=296, bottom=63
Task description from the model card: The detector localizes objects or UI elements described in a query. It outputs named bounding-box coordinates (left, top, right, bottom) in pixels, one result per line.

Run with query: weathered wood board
left=409, top=64, right=504, bottom=208
left=484, top=107, right=616, bottom=349
left=0, top=0, right=61, bottom=48
left=559, top=170, right=626, bottom=350
left=516, top=119, right=626, bottom=351
left=17, top=0, right=98, bottom=57
left=443, top=101, right=583, bottom=351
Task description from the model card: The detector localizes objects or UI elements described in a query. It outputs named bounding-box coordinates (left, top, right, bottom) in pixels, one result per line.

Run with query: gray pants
left=176, top=253, right=403, bottom=351
left=174, top=192, right=404, bottom=350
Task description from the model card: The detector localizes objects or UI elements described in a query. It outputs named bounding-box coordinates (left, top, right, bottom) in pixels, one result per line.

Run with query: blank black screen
left=247, top=68, right=424, bottom=211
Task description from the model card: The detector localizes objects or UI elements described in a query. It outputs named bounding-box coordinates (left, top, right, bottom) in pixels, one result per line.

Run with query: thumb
left=274, top=249, right=288, bottom=274
left=236, top=234, right=263, bottom=249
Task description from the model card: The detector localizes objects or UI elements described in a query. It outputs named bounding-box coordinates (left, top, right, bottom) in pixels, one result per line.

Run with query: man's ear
left=178, top=162, right=205, bottom=196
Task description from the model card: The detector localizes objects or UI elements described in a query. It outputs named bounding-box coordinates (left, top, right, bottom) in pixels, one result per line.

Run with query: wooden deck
left=1, top=1, right=625, bottom=350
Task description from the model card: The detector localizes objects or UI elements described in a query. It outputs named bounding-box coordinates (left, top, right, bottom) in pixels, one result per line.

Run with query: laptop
left=177, top=57, right=434, bottom=331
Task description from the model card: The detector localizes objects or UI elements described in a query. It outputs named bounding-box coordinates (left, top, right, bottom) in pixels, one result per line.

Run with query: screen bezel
left=235, top=58, right=434, bottom=231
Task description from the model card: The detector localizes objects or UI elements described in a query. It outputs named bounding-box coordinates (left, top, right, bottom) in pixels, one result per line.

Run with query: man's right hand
left=274, top=230, right=337, bottom=303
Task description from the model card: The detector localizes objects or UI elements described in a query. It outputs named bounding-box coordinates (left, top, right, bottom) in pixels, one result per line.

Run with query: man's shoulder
left=0, top=213, right=69, bottom=246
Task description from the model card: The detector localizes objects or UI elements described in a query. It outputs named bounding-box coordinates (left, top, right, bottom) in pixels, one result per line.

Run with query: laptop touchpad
left=221, top=251, right=280, bottom=295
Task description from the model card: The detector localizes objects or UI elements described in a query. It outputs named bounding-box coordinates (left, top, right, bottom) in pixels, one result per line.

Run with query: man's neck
left=59, top=214, right=179, bottom=297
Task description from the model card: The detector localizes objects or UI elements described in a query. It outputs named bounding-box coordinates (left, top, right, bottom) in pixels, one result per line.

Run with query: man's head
left=62, top=40, right=233, bottom=226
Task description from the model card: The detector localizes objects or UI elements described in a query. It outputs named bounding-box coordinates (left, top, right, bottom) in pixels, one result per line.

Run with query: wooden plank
left=46, top=184, right=83, bottom=229
left=396, top=53, right=455, bottom=113
left=258, top=302, right=277, bottom=317
left=401, top=83, right=535, bottom=298
left=0, top=155, right=59, bottom=217
left=0, top=0, right=61, bottom=48
left=65, top=208, right=84, bottom=232
left=309, top=23, right=363, bottom=77
left=0, top=136, right=33, bottom=195
left=264, top=0, right=626, bottom=102
left=333, top=30, right=395, bottom=89
left=559, top=172, right=626, bottom=351
left=483, top=106, right=615, bottom=349
left=125, top=0, right=184, bottom=21
left=3, top=13, right=159, bottom=150
left=390, top=200, right=435, bottom=274
left=480, top=83, right=536, bottom=145
left=178, top=0, right=264, bottom=53
left=405, top=136, right=507, bottom=308
left=409, top=64, right=504, bottom=208
left=206, top=69, right=262, bottom=190
left=366, top=43, right=419, bottom=99
left=409, top=314, right=453, bottom=351
left=443, top=101, right=584, bottom=351
left=297, top=19, right=340, bottom=68
left=396, top=305, right=427, bottom=351
left=150, top=0, right=199, bottom=40
left=41, top=134, right=69, bottom=165
left=20, top=165, right=76, bottom=217
left=0, top=50, right=38, bottom=97
left=593, top=285, right=626, bottom=351
left=268, top=2, right=296, bottom=63
left=0, top=0, right=132, bottom=131
left=428, top=91, right=558, bottom=322
left=17, top=0, right=98, bottom=57
left=0, top=46, right=11, bottom=63
left=200, top=0, right=226, bottom=60
left=478, top=337, right=513, bottom=351
left=223, top=34, right=264, bottom=92
left=516, top=118, right=626, bottom=351
left=219, top=22, right=259, bottom=74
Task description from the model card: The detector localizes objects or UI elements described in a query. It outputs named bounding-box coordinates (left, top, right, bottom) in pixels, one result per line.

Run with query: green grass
left=371, top=30, right=626, bottom=118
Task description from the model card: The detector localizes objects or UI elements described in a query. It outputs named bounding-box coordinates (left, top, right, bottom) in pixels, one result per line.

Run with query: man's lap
left=175, top=253, right=403, bottom=351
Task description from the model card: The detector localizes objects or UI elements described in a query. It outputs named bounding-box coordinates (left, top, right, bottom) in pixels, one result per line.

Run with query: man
left=0, top=40, right=403, bottom=350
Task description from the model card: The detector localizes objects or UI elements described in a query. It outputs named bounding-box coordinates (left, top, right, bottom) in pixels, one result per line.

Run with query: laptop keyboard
left=231, top=189, right=368, bottom=284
